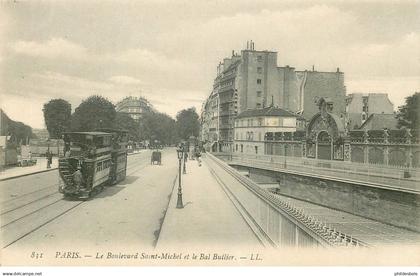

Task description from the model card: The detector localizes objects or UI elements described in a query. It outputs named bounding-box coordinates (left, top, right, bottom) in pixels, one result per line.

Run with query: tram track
left=1, top=153, right=149, bottom=214
left=0, top=184, right=57, bottom=205
left=1, top=151, right=152, bottom=248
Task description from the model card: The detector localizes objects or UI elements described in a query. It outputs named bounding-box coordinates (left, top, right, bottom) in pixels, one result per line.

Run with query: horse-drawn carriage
left=151, top=150, right=161, bottom=165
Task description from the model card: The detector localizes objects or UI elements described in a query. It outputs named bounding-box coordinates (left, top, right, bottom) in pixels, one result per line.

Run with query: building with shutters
left=233, top=105, right=299, bottom=155
left=200, top=42, right=345, bottom=152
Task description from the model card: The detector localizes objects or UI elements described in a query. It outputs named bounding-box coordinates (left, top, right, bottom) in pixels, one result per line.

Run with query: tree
left=43, top=99, right=71, bottom=155
left=396, top=92, right=420, bottom=135
left=43, top=99, right=72, bottom=139
left=71, top=95, right=116, bottom=131
left=176, top=107, right=200, bottom=140
left=1, top=109, right=35, bottom=145
left=139, top=111, right=178, bottom=145
left=114, top=112, right=140, bottom=141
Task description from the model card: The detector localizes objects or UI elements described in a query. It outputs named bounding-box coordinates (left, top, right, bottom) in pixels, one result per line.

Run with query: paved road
left=1, top=149, right=178, bottom=258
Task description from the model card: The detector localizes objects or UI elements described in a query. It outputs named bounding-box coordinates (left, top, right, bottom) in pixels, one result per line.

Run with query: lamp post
left=176, top=148, right=184, bottom=209
left=284, top=144, right=288, bottom=169
left=183, top=145, right=187, bottom=174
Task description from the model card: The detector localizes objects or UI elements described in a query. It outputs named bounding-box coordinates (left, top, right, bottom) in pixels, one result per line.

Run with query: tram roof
left=94, top=128, right=129, bottom=133
left=64, top=131, right=112, bottom=136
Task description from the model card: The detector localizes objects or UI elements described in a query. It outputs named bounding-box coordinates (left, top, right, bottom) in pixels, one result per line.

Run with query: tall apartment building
left=115, top=96, right=154, bottom=122
left=201, top=42, right=346, bottom=152
left=345, top=93, right=394, bottom=129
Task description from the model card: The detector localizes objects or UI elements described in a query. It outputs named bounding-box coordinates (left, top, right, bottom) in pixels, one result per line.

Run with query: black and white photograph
left=0, top=0, right=419, bottom=274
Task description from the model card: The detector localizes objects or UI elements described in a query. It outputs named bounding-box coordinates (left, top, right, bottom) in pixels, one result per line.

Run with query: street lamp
left=284, top=144, right=288, bottom=169
left=183, top=145, right=187, bottom=174
left=176, top=147, right=184, bottom=209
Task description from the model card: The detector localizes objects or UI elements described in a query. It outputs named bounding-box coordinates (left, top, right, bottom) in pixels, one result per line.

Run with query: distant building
left=201, top=41, right=345, bottom=152
left=115, top=96, right=154, bottom=122
left=346, top=93, right=394, bottom=129
left=233, top=105, right=298, bottom=155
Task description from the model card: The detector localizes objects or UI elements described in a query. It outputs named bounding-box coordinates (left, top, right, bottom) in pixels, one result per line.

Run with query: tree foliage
left=139, top=111, right=178, bottom=145
left=397, top=92, right=420, bottom=135
left=71, top=95, right=116, bottom=131
left=1, top=110, right=35, bottom=145
left=175, top=107, right=200, bottom=140
left=43, top=99, right=72, bottom=139
left=114, top=112, right=141, bottom=141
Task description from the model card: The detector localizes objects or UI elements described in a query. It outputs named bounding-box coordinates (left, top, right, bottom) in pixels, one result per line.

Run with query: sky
left=0, top=0, right=419, bottom=129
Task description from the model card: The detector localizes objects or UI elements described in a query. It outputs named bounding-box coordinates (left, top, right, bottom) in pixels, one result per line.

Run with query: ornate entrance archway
left=306, top=98, right=346, bottom=160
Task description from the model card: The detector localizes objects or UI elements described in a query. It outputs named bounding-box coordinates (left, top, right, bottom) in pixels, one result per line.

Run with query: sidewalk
left=0, top=157, right=58, bottom=181
left=157, top=155, right=262, bottom=250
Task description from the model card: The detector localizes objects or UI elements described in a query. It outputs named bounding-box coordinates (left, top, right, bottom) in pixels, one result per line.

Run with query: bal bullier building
left=201, top=41, right=346, bottom=152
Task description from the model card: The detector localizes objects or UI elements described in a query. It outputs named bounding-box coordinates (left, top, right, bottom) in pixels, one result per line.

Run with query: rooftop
left=359, top=113, right=398, bottom=130
left=236, top=106, right=297, bottom=119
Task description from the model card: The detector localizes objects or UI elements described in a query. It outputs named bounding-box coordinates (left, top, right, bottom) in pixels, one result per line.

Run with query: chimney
left=312, top=65, right=315, bottom=71
left=336, top=67, right=340, bottom=73
left=247, top=41, right=249, bottom=50
left=232, top=50, right=234, bottom=57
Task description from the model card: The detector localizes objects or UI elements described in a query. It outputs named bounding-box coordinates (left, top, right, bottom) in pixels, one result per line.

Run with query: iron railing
left=207, top=153, right=367, bottom=248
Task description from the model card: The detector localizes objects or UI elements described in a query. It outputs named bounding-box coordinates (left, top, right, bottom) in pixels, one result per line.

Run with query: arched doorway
left=317, top=131, right=332, bottom=160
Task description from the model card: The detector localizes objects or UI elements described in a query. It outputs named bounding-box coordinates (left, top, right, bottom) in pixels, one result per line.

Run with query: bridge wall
left=232, top=165, right=420, bottom=233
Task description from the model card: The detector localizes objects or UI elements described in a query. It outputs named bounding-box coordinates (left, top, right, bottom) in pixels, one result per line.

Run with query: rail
left=206, top=153, right=367, bottom=248
left=219, top=153, right=420, bottom=194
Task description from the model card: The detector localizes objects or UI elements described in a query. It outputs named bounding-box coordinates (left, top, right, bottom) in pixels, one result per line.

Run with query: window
left=256, top=103, right=261, bottom=108
left=257, top=67, right=262, bottom=74
left=258, top=118, right=263, bottom=126
left=257, top=56, right=262, bottom=62
left=236, top=144, right=238, bottom=151
left=257, top=91, right=262, bottom=97
left=96, top=162, right=102, bottom=172
left=255, top=146, right=258, bottom=154
left=257, top=79, right=262, bottom=84
left=240, top=144, right=243, bottom=153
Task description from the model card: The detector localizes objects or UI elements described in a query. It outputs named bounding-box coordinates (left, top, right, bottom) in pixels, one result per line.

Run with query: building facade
left=346, top=93, right=394, bottom=129
left=234, top=106, right=299, bottom=155
left=201, top=42, right=345, bottom=152
left=115, top=96, right=154, bottom=122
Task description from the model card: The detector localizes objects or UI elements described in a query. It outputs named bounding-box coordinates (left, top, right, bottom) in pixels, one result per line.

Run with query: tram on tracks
left=58, top=130, right=128, bottom=199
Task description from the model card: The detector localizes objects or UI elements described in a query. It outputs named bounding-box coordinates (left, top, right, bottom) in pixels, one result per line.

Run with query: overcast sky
left=0, top=0, right=419, bottom=129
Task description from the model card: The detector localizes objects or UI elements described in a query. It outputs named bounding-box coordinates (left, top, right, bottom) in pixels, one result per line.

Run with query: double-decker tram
left=59, top=130, right=128, bottom=199
left=96, top=128, right=129, bottom=185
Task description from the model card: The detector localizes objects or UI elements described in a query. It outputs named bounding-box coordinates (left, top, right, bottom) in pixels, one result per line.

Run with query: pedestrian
left=195, top=150, right=202, bottom=167
left=48, top=151, right=53, bottom=168
left=46, top=150, right=51, bottom=168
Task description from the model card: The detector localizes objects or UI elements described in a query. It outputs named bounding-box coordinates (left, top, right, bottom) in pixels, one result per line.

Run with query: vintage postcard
left=0, top=0, right=419, bottom=273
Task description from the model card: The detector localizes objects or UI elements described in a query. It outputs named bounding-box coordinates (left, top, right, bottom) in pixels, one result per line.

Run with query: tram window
left=96, top=162, right=102, bottom=172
